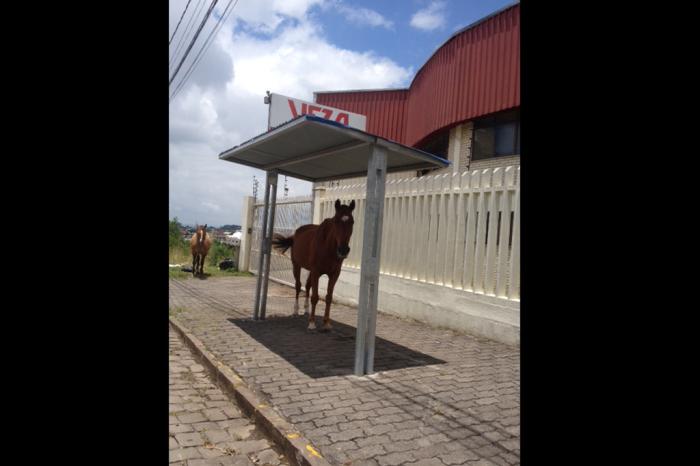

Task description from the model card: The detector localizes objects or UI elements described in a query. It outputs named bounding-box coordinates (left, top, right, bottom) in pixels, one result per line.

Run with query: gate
left=250, top=196, right=313, bottom=286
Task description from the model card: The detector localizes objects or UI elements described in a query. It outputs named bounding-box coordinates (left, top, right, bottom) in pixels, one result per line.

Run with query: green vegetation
left=168, top=306, right=186, bottom=317
left=168, top=265, right=252, bottom=280
left=207, top=240, right=236, bottom=266
left=169, top=217, right=190, bottom=265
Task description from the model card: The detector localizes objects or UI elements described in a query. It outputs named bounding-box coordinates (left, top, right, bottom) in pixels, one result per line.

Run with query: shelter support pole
left=259, top=170, right=278, bottom=319
left=354, top=143, right=387, bottom=375
left=253, top=170, right=277, bottom=320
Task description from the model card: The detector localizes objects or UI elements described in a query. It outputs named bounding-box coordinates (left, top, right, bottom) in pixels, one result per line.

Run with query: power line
left=169, top=0, right=237, bottom=101
left=169, top=0, right=193, bottom=45
left=169, top=0, right=239, bottom=102
left=170, top=0, right=206, bottom=71
left=170, top=0, right=204, bottom=68
left=169, top=0, right=220, bottom=86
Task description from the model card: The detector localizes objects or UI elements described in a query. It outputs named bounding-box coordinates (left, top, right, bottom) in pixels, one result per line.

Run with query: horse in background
left=190, top=224, right=212, bottom=276
left=272, top=199, right=355, bottom=331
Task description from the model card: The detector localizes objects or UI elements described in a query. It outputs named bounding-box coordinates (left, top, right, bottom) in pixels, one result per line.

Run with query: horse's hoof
left=307, top=322, right=316, bottom=331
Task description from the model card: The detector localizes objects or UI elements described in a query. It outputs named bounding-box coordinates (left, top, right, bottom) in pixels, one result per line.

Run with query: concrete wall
left=238, top=196, right=255, bottom=272
left=275, top=267, right=519, bottom=346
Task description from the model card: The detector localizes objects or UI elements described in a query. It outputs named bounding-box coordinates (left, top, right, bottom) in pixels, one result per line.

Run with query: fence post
left=312, top=186, right=326, bottom=224
left=239, top=196, right=255, bottom=272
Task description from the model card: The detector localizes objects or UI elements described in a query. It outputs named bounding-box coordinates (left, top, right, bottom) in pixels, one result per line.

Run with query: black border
left=21, top=1, right=167, bottom=461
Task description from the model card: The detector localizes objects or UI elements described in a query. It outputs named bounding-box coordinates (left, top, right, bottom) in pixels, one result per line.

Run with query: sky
left=169, top=0, right=516, bottom=227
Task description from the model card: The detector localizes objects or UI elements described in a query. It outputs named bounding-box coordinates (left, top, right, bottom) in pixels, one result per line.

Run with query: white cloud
left=201, top=201, right=222, bottom=212
left=326, top=1, right=394, bottom=30
left=168, top=0, right=412, bottom=227
left=410, top=1, right=447, bottom=31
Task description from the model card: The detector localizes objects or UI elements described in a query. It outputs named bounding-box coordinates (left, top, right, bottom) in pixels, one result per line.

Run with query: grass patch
left=169, top=306, right=186, bottom=317
left=169, top=263, right=253, bottom=280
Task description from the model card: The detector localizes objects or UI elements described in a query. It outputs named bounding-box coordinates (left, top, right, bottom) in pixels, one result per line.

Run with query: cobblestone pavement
left=170, top=277, right=520, bottom=466
left=169, top=326, right=291, bottom=465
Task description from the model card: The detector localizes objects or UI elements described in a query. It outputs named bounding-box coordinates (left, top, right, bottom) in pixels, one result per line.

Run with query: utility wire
left=170, top=0, right=239, bottom=102
left=169, top=0, right=193, bottom=45
left=169, top=0, right=206, bottom=70
left=169, top=0, right=220, bottom=86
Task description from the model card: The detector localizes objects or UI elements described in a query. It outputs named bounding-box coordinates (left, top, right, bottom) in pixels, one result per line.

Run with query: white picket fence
left=317, top=166, right=520, bottom=300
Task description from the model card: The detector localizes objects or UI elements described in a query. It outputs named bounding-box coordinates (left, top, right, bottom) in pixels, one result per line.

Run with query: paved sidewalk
left=169, top=326, right=291, bottom=465
left=170, top=277, right=520, bottom=466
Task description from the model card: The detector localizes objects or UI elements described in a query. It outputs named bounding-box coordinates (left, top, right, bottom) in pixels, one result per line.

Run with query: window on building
left=472, top=109, right=520, bottom=160
left=416, top=128, right=450, bottom=177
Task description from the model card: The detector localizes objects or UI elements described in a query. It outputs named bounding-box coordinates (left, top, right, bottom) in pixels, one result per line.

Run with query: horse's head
left=332, top=199, right=355, bottom=259
left=196, top=224, right=208, bottom=244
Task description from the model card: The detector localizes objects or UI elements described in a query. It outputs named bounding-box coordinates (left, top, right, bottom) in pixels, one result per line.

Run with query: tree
left=169, top=217, right=184, bottom=249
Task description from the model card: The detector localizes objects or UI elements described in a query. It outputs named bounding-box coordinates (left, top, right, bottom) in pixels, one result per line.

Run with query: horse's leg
left=201, top=254, right=207, bottom=275
left=307, top=271, right=320, bottom=331
left=304, top=274, right=312, bottom=315
left=292, top=261, right=301, bottom=315
left=192, top=253, right=197, bottom=276
left=321, top=270, right=340, bottom=332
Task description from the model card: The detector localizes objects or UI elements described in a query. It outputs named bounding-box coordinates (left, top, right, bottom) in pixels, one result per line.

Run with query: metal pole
left=259, top=170, right=278, bottom=320
left=253, top=171, right=272, bottom=320
left=354, top=144, right=387, bottom=375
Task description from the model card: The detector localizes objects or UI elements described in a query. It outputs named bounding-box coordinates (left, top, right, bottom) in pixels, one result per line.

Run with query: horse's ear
left=335, top=199, right=341, bottom=211
left=349, top=200, right=355, bottom=211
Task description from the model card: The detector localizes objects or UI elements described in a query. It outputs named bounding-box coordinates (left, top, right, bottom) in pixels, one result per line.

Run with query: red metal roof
left=315, top=2, right=520, bottom=147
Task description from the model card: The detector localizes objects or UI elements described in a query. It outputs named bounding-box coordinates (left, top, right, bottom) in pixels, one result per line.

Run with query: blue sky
left=312, top=0, right=515, bottom=80
left=169, top=0, right=517, bottom=227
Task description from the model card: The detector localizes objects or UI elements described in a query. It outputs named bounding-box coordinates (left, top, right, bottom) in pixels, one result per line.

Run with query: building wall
left=316, top=120, right=519, bottom=191
left=459, top=121, right=473, bottom=172
left=313, top=90, right=408, bottom=144
left=470, top=155, right=521, bottom=171
left=315, top=2, right=520, bottom=148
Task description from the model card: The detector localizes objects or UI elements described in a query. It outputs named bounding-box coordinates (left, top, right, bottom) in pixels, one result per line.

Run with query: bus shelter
left=219, top=115, right=449, bottom=375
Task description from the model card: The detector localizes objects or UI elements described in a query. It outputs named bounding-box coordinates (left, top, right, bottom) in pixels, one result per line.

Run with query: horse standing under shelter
left=272, top=199, right=355, bottom=331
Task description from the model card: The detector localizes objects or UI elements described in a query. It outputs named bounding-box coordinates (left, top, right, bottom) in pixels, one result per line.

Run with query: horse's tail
left=271, top=233, right=293, bottom=255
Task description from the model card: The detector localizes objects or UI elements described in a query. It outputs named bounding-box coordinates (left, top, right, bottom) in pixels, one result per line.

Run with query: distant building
left=222, top=230, right=242, bottom=247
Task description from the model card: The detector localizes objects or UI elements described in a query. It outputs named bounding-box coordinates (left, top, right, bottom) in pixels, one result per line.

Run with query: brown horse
left=272, top=199, right=355, bottom=331
left=190, top=224, right=212, bottom=276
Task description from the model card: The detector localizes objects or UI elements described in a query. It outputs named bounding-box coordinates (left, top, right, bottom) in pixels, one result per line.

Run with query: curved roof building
left=314, top=1, right=520, bottom=178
